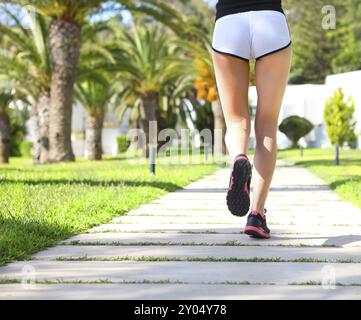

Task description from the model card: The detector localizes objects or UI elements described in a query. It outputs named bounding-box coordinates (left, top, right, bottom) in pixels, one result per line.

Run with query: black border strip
left=212, top=46, right=249, bottom=62
left=255, top=41, right=292, bottom=60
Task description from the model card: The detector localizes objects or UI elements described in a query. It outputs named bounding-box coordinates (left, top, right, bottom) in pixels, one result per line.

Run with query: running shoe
left=244, top=209, right=270, bottom=239
left=226, top=153, right=252, bottom=217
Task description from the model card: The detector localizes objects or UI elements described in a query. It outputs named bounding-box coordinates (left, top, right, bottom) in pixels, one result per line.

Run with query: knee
left=226, top=118, right=251, bottom=134
left=225, top=123, right=251, bottom=144
left=254, top=120, right=277, bottom=141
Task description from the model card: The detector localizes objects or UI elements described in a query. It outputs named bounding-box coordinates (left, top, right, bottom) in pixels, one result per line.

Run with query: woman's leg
left=251, top=46, right=292, bottom=215
left=211, top=51, right=251, bottom=161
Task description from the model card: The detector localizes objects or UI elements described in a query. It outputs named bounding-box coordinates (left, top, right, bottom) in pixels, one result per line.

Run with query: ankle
left=234, top=153, right=249, bottom=162
left=251, top=208, right=265, bottom=217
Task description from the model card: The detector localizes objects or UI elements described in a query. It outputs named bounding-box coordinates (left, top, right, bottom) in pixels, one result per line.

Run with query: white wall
left=101, top=128, right=123, bottom=156
left=249, top=84, right=329, bottom=149
left=71, top=103, right=129, bottom=157
left=249, top=72, right=361, bottom=150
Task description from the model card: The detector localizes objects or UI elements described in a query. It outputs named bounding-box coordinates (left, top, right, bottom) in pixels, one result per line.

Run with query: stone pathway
left=1, top=160, right=361, bottom=299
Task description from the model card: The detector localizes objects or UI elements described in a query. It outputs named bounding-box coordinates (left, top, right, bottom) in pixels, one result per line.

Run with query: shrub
left=19, top=140, right=32, bottom=157
left=279, top=115, right=314, bottom=147
left=324, top=88, right=357, bottom=147
left=117, top=135, right=130, bottom=154
left=8, top=106, right=29, bottom=157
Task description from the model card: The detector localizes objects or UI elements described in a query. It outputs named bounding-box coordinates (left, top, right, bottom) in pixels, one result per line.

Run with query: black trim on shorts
left=212, top=46, right=249, bottom=62
left=255, top=41, right=292, bottom=60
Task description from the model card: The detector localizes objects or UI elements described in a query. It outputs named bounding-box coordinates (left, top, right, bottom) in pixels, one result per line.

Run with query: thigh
left=254, top=46, right=292, bottom=130
left=211, top=51, right=250, bottom=127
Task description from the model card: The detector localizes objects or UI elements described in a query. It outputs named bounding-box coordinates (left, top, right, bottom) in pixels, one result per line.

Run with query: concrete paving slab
left=88, top=223, right=361, bottom=236
left=0, top=284, right=360, bottom=300
left=1, top=261, right=361, bottom=285
left=126, top=208, right=360, bottom=218
left=33, top=245, right=361, bottom=262
left=112, top=215, right=361, bottom=227
left=137, top=203, right=358, bottom=212
left=62, top=232, right=361, bottom=247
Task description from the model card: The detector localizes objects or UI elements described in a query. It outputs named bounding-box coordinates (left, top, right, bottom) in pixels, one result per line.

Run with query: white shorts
left=212, top=10, right=292, bottom=61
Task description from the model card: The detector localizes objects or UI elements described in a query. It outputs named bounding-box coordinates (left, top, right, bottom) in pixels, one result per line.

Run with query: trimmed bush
left=117, top=135, right=130, bottom=154
left=279, top=115, right=314, bottom=147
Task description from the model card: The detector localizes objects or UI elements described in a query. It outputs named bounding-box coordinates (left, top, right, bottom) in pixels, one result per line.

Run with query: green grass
left=65, top=240, right=336, bottom=248
left=288, top=281, right=361, bottom=287
left=54, top=256, right=358, bottom=263
left=278, top=148, right=361, bottom=208
left=0, top=278, right=186, bottom=285
left=0, top=156, right=219, bottom=266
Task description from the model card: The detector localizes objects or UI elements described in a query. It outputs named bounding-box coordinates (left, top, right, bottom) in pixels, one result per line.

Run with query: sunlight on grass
left=0, top=156, right=219, bottom=266
left=278, top=148, right=361, bottom=209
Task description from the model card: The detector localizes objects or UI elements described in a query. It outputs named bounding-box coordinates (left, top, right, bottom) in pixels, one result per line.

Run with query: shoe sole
left=226, top=158, right=252, bottom=217
left=244, top=226, right=270, bottom=239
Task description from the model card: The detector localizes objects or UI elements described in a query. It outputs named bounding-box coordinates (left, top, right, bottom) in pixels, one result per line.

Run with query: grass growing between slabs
left=277, top=148, right=361, bottom=209
left=0, top=155, right=221, bottom=266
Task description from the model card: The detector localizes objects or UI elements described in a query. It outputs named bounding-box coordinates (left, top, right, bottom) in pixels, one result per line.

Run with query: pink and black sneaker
left=244, top=209, right=270, bottom=239
left=226, top=153, right=252, bottom=217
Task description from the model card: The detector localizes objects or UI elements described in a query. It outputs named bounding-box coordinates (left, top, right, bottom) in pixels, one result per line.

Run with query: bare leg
left=211, top=51, right=250, bottom=161
left=252, top=47, right=292, bottom=214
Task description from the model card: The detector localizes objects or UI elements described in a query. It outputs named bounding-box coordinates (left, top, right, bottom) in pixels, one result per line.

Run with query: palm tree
left=194, top=54, right=227, bottom=156
left=41, top=1, right=102, bottom=162
left=111, top=24, right=190, bottom=157
left=4, top=0, right=189, bottom=163
left=0, top=8, right=118, bottom=163
left=176, top=32, right=227, bottom=156
left=0, top=8, right=51, bottom=164
left=75, top=72, right=119, bottom=160
left=72, top=20, right=113, bottom=161
left=4, top=0, right=103, bottom=162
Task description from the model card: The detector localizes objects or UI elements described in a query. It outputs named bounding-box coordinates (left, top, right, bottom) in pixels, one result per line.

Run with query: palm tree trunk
left=85, top=113, right=104, bottom=160
left=48, top=19, right=81, bottom=162
left=139, top=92, right=158, bottom=158
left=128, top=108, right=140, bottom=151
left=31, top=93, right=50, bottom=164
left=0, top=112, right=10, bottom=164
left=212, top=100, right=227, bottom=155
left=38, top=93, right=50, bottom=164
left=31, top=101, right=41, bottom=164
